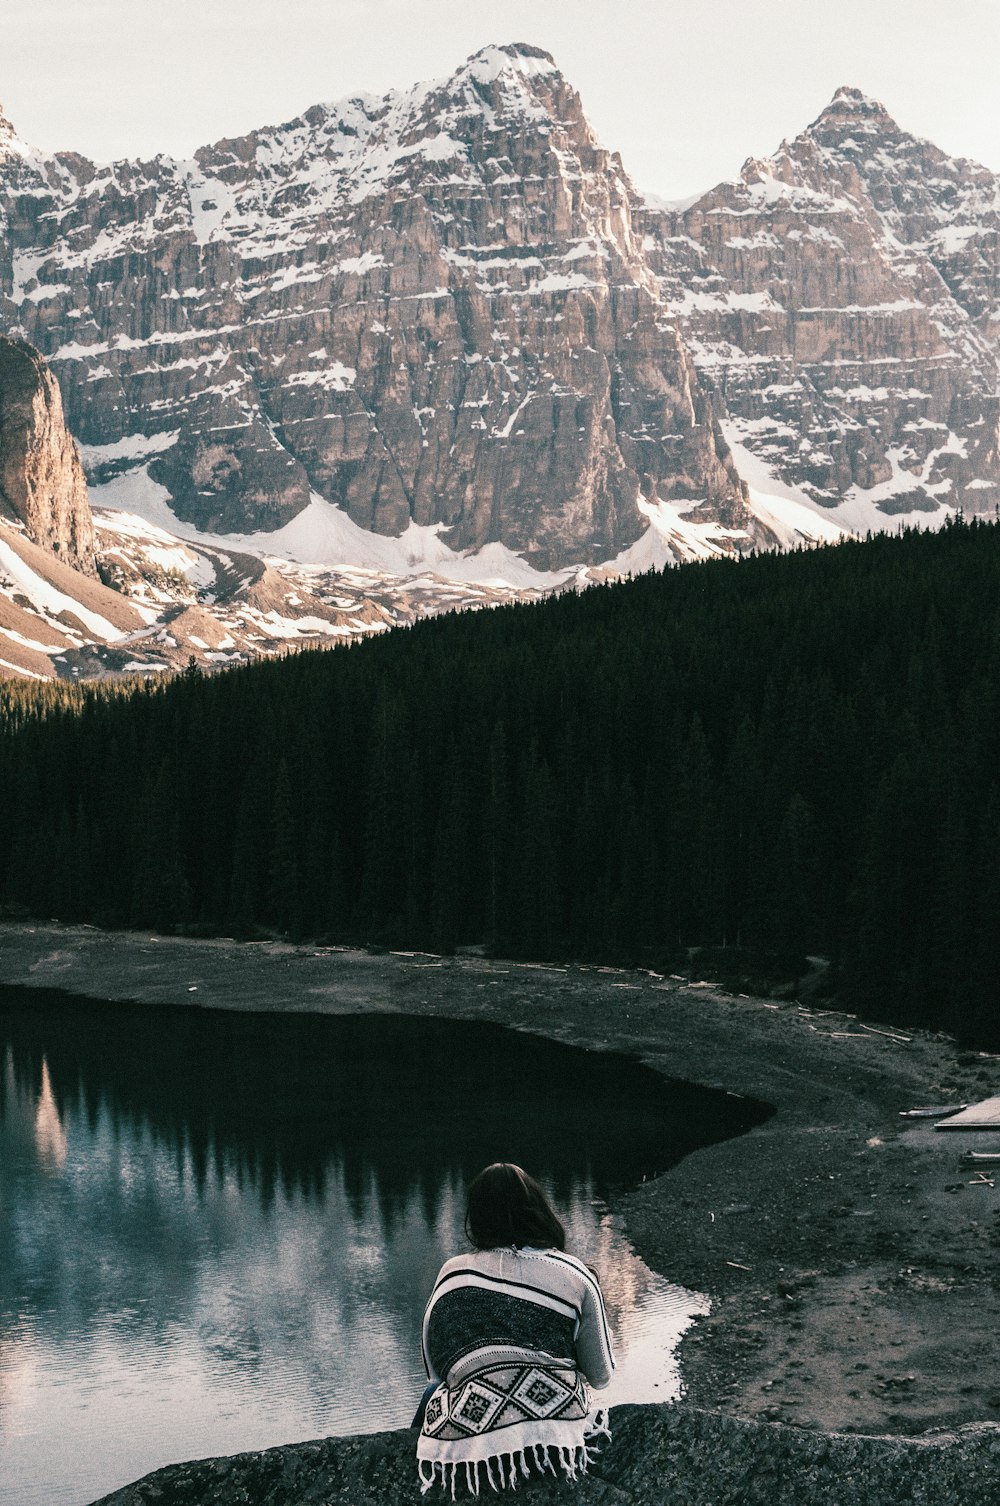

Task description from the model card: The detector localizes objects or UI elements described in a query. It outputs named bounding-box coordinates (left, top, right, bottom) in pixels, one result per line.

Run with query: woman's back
left=422, top=1246, right=615, bottom=1392
left=416, top=1165, right=615, bottom=1495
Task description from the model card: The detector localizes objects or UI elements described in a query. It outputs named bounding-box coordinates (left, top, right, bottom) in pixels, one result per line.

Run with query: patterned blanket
left=417, top=1352, right=609, bottom=1495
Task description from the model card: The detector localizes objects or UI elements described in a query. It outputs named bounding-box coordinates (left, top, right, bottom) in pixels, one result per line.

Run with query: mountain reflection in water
left=0, top=989, right=769, bottom=1506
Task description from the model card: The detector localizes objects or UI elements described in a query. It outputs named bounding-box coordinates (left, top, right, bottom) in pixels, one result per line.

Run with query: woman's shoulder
left=521, top=1248, right=604, bottom=1296
left=431, top=1250, right=494, bottom=1284
left=518, top=1246, right=585, bottom=1269
left=432, top=1247, right=598, bottom=1288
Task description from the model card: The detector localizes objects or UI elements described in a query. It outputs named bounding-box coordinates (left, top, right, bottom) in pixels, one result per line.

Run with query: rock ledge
left=90, top=1404, right=1000, bottom=1506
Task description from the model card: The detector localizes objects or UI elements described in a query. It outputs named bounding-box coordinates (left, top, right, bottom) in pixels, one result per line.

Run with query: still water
left=0, top=989, right=768, bottom=1506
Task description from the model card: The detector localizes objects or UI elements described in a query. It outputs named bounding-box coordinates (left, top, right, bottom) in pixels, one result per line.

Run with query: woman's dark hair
left=465, top=1163, right=566, bottom=1252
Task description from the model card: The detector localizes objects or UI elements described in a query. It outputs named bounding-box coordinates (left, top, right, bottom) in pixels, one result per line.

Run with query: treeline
left=2, top=518, right=999, bottom=1045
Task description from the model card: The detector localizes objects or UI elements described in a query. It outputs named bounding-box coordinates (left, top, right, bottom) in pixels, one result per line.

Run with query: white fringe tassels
left=590, top=1408, right=612, bottom=1441
left=419, top=1420, right=610, bottom=1495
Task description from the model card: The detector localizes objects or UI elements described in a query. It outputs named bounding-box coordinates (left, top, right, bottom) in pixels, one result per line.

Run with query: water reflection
left=0, top=990, right=769, bottom=1506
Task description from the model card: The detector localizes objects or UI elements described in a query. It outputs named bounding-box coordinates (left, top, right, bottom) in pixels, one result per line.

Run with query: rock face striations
left=0, top=50, right=748, bottom=569
left=0, top=334, right=95, bottom=571
left=0, top=59, right=998, bottom=676
left=641, top=87, right=1000, bottom=519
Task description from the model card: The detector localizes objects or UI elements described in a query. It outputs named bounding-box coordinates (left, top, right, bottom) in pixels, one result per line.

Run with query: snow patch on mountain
left=606, top=497, right=748, bottom=571
left=722, top=422, right=954, bottom=539
left=283, top=363, right=356, bottom=391
left=94, top=508, right=217, bottom=588
left=90, top=467, right=572, bottom=589
left=0, top=536, right=127, bottom=641
left=79, top=431, right=180, bottom=466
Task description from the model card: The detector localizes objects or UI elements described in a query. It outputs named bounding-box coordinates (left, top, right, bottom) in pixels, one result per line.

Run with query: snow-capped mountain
left=1, top=53, right=999, bottom=678
left=0, top=42, right=748, bottom=574
left=641, top=87, right=1000, bottom=527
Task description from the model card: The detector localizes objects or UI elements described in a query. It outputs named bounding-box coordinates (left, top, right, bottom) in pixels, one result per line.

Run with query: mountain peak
left=830, top=85, right=887, bottom=111
left=808, top=85, right=899, bottom=136
left=416, top=42, right=572, bottom=138
left=448, top=42, right=562, bottom=101
left=0, top=112, right=32, bottom=166
left=462, top=42, right=559, bottom=81
left=0, top=101, right=22, bottom=153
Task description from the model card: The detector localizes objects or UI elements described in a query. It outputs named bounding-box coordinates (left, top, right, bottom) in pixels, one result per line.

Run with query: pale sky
left=4, top=0, right=999, bottom=201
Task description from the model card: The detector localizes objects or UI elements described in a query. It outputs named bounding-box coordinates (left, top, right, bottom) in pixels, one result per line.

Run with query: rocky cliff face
left=0, top=62, right=998, bottom=667
left=0, top=49, right=749, bottom=569
left=0, top=334, right=95, bottom=572
left=641, top=88, right=1000, bottom=521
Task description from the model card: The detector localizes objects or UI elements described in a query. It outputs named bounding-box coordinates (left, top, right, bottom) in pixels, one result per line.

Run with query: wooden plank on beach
left=899, top=1104, right=967, bottom=1119
left=935, top=1095, right=1000, bottom=1130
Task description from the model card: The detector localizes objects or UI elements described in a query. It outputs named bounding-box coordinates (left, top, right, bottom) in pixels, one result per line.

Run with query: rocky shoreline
left=2, top=922, right=1000, bottom=1499
left=88, top=1405, right=1000, bottom=1506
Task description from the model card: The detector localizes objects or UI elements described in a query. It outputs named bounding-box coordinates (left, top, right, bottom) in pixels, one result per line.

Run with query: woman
left=416, top=1163, right=615, bottom=1495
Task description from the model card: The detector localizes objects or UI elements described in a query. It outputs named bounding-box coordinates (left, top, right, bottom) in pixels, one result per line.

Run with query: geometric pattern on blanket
left=423, top=1361, right=587, bottom=1441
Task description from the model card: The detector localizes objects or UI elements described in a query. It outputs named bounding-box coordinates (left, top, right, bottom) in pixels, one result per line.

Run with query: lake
left=0, top=988, right=769, bottom=1506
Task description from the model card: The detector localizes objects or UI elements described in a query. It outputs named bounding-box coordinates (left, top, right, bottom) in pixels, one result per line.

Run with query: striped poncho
left=416, top=1246, right=615, bottom=1495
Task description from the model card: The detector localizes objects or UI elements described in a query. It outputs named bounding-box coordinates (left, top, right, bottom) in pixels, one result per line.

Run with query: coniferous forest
left=2, top=518, right=999, bottom=1045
